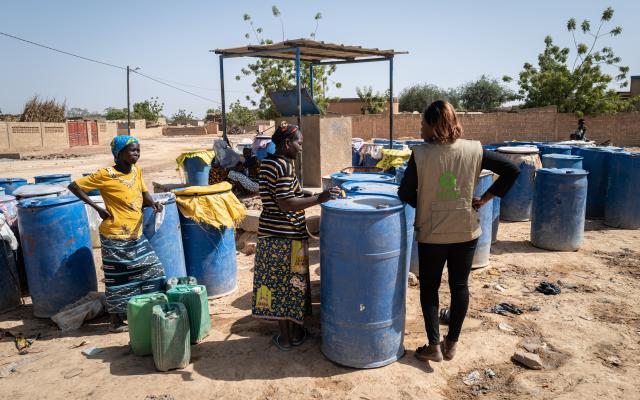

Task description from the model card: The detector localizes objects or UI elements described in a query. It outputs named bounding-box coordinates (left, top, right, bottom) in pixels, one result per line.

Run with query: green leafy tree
left=171, top=109, right=194, bottom=124
left=459, top=75, right=515, bottom=111
left=132, top=97, right=164, bottom=122
left=513, top=7, right=637, bottom=114
left=227, top=101, right=256, bottom=131
left=398, top=84, right=461, bottom=112
left=356, top=86, right=388, bottom=114
left=205, top=107, right=222, bottom=121
left=237, top=10, right=341, bottom=119
left=104, top=107, right=128, bottom=120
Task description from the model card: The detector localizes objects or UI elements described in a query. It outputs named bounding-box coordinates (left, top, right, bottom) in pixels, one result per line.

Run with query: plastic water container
left=127, top=293, right=168, bottom=356
left=578, top=147, right=616, bottom=219
left=17, top=196, right=97, bottom=317
left=143, top=193, right=187, bottom=280
left=165, top=276, right=198, bottom=291
left=177, top=189, right=237, bottom=298
left=605, top=152, right=640, bottom=229
left=472, top=170, right=494, bottom=268
left=340, top=181, right=416, bottom=276
left=491, top=196, right=501, bottom=245
left=330, top=172, right=395, bottom=188
left=497, top=146, right=541, bottom=221
left=531, top=168, right=588, bottom=251
left=0, top=178, right=28, bottom=195
left=33, top=174, right=71, bottom=186
left=12, top=184, right=67, bottom=200
left=542, top=154, right=583, bottom=169
left=166, top=284, right=211, bottom=343
left=255, top=141, right=276, bottom=160
left=183, top=157, right=211, bottom=186
left=320, top=194, right=409, bottom=368
left=151, top=302, right=191, bottom=371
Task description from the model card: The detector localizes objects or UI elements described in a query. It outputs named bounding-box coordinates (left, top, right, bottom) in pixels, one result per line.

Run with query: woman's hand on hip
left=97, top=207, right=113, bottom=220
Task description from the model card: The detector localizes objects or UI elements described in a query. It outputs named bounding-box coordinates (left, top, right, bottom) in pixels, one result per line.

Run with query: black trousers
left=418, top=239, right=478, bottom=345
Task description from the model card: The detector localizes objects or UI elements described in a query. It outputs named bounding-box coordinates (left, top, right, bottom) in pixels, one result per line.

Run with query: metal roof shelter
left=213, top=39, right=407, bottom=183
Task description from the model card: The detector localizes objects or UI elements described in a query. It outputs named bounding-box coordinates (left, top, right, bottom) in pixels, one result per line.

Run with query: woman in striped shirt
left=252, top=123, right=340, bottom=351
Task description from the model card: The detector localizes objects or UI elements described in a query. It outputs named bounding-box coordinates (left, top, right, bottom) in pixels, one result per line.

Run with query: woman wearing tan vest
left=398, top=100, right=519, bottom=362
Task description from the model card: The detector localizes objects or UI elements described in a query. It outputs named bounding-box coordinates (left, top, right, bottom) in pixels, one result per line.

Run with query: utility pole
left=126, top=66, right=131, bottom=135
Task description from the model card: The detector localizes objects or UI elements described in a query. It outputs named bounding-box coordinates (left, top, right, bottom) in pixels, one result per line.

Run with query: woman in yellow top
left=68, top=136, right=165, bottom=332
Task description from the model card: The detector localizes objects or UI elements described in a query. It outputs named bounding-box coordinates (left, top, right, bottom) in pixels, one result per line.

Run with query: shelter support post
left=389, top=57, right=394, bottom=149
left=219, top=55, right=229, bottom=144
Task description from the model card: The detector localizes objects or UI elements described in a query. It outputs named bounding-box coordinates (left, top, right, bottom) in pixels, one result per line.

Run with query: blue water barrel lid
left=542, top=154, right=583, bottom=160
left=12, top=184, right=67, bottom=198
left=0, top=177, right=27, bottom=184
left=539, top=144, right=571, bottom=149
left=341, top=180, right=399, bottom=195
left=537, top=168, right=588, bottom=176
left=610, top=151, right=639, bottom=159
left=330, top=172, right=395, bottom=182
left=152, top=192, right=176, bottom=204
left=578, top=146, right=613, bottom=153
left=18, top=195, right=81, bottom=208
left=321, top=193, right=404, bottom=212
left=33, top=173, right=71, bottom=180
left=0, top=194, right=16, bottom=203
left=497, top=146, right=539, bottom=154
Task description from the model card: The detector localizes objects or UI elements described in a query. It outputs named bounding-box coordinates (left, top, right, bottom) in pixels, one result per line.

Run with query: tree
left=104, top=107, right=128, bottom=120
left=356, top=86, right=388, bottom=114
left=513, top=7, right=637, bottom=115
left=20, top=95, right=65, bottom=122
left=205, top=107, right=222, bottom=121
left=227, top=101, right=256, bottom=132
left=66, top=107, right=90, bottom=118
left=132, top=97, right=164, bottom=122
left=459, top=75, right=515, bottom=111
left=237, top=9, right=341, bottom=119
left=171, top=109, right=194, bottom=124
left=399, top=84, right=461, bottom=112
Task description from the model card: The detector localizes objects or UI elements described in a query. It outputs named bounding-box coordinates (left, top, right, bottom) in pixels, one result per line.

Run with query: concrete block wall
left=0, top=122, right=9, bottom=150
left=98, top=122, right=117, bottom=145
left=41, top=123, right=68, bottom=150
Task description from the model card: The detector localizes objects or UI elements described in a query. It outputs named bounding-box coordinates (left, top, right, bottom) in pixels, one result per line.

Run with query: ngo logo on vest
left=437, top=171, right=461, bottom=200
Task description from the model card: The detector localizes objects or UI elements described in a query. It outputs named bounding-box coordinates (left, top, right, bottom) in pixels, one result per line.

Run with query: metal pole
left=219, top=55, right=229, bottom=145
left=388, top=58, right=394, bottom=149
left=309, top=63, right=314, bottom=100
left=126, top=65, right=131, bottom=135
left=295, top=48, right=303, bottom=185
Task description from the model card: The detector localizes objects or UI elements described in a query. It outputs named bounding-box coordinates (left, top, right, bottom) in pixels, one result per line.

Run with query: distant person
left=251, top=122, right=340, bottom=351
left=570, top=118, right=587, bottom=141
left=68, top=135, right=165, bottom=332
left=398, top=101, right=519, bottom=362
left=208, top=140, right=259, bottom=194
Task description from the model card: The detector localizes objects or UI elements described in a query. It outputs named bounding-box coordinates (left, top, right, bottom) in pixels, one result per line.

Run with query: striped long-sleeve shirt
left=258, top=154, right=307, bottom=239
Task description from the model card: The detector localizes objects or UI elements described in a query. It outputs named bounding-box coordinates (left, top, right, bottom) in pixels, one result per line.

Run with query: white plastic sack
left=0, top=213, right=18, bottom=251
left=85, top=196, right=104, bottom=249
left=51, top=292, right=106, bottom=331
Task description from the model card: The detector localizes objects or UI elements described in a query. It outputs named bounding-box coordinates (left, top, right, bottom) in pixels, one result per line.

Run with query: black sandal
left=272, top=335, right=292, bottom=351
left=292, top=329, right=309, bottom=346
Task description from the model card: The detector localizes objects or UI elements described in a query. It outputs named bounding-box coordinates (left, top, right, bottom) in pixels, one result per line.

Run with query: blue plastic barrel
left=330, top=172, right=395, bottom=188
left=542, top=154, right=583, bottom=169
left=531, top=168, right=588, bottom=251
left=177, top=194, right=237, bottom=298
left=320, top=194, right=408, bottom=368
left=0, top=178, right=28, bottom=195
left=143, top=193, right=187, bottom=280
left=372, top=138, right=389, bottom=145
left=0, top=188, right=4, bottom=196
left=182, top=157, right=211, bottom=186
left=17, top=196, right=97, bottom=317
left=578, top=148, right=616, bottom=219
left=34, top=174, right=71, bottom=185
left=340, top=181, right=416, bottom=275
left=472, top=170, right=494, bottom=268
left=351, top=148, right=361, bottom=166
left=497, top=146, right=541, bottom=221
left=538, top=144, right=572, bottom=156
left=491, top=196, right=500, bottom=244
left=82, top=173, right=100, bottom=196
left=12, top=184, right=67, bottom=200
left=406, top=140, right=424, bottom=148
left=605, top=152, right=640, bottom=229
left=0, top=240, right=21, bottom=313
left=255, top=141, right=276, bottom=160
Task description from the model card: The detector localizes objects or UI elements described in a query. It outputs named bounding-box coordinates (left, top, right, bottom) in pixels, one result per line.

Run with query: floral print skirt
left=252, top=237, right=311, bottom=325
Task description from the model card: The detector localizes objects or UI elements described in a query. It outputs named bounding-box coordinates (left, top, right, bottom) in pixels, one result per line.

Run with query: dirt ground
left=1, top=136, right=639, bottom=399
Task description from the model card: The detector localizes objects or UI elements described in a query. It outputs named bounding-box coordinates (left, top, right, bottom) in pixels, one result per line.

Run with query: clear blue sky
left=1, top=0, right=638, bottom=117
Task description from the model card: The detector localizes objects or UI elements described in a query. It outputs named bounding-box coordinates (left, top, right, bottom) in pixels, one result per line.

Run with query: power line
left=0, top=31, right=227, bottom=104
left=0, top=31, right=125, bottom=70
left=131, top=70, right=221, bottom=104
